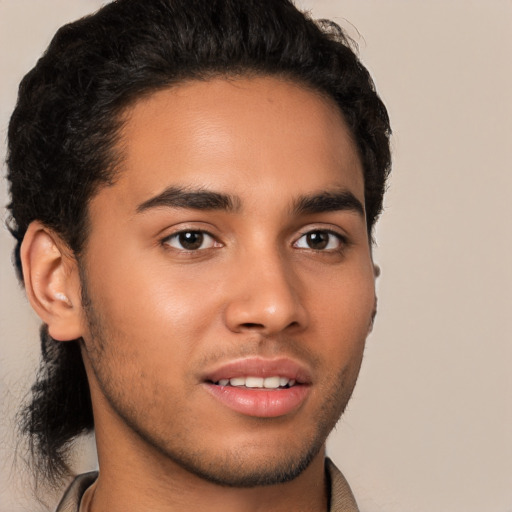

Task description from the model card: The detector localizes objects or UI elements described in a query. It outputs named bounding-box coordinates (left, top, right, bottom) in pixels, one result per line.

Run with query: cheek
left=312, top=268, right=375, bottom=359
left=97, top=248, right=205, bottom=315
left=81, top=260, right=212, bottom=407
left=83, top=249, right=219, bottom=367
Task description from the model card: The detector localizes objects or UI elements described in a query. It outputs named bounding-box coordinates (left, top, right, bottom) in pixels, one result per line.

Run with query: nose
left=223, top=251, right=309, bottom=336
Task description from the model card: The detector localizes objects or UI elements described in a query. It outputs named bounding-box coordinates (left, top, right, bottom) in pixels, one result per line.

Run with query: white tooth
left=263, top=376, right=281, bottom=389
left=218, top=379, right=229, bottom=386
left=245, top=377, right=264, bottom=388
left=230, top=377, right=246, bottom=387
left=289, top=379, right=296, bottom=386
left=279, top=377, right=289, bottom=387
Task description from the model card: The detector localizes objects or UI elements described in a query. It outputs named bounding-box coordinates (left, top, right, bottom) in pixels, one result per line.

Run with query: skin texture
left=23, top=77, right=376, bottom=511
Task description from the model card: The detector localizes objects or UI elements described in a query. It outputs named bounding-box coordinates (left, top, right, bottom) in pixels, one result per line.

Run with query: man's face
left=78, top=76, right=375, bottom=486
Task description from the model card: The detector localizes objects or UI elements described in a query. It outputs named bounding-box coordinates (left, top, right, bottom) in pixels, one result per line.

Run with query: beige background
left=1, top=1, right=511, bottom=511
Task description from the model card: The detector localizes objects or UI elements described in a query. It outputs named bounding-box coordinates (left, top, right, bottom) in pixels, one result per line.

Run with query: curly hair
left=6, top=0, right=391, bottom=487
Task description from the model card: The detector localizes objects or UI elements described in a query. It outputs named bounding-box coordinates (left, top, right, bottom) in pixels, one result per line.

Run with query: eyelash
left=161, top=229, right=220, bottom=252
left=161, top=227, right=348, bottom=254
left=294, top=229, right=348, bottom=253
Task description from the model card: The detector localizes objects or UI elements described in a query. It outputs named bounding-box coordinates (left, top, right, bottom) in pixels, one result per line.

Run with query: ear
left=368, top=297, right=377, bottom=333
left=368, top=263, right=380, bottom=333
left=20, top=221, right=83, bottom=341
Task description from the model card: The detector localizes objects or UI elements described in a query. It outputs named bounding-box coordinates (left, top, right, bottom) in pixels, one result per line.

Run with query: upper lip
left=202, top=357, right=313, bottom=385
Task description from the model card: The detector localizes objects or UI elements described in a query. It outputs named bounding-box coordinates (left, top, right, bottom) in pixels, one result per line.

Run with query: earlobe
left=20, top=221, right=83, bottom=341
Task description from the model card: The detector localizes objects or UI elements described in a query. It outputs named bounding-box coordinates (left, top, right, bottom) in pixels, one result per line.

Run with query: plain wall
left=1, top=1, right=511, bottom=511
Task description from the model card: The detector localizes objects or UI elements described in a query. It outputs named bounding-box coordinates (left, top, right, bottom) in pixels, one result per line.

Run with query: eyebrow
left=292, top=190, right=365, bottom=217
left=136, top=186, right=241, bottom=213
left=136, top=185, right=364, bottom=218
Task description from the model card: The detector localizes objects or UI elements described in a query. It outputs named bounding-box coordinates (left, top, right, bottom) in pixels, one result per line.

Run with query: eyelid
left=161, top=228, right=222, bottom=251
left=293, top=227, right=349, bottom=251
left=158, top=223, right=349, bottom=253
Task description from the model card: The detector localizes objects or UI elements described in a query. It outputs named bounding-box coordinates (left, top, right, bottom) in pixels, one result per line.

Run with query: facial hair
left=79, top=267, right=361, bottom=488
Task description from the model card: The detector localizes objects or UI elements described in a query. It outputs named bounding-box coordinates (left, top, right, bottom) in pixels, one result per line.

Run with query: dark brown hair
left=6, top=0, right=391, bottom=486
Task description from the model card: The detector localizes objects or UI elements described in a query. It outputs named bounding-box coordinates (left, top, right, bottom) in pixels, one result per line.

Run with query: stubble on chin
left=78, top=264, right=362, bottom=489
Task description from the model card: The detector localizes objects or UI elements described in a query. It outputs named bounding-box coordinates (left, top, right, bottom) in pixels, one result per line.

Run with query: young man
left=6, top=0, right=391, bottom=510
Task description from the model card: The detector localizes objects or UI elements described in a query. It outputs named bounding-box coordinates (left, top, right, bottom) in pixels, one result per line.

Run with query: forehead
left=99, top=76, right=364, bottom=213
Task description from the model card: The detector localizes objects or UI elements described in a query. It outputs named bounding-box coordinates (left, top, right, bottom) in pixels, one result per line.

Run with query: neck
left=91, top=429, right=328, bottom=512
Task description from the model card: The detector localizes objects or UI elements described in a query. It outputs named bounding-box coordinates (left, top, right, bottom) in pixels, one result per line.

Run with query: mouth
left=209, top=376, right=297, bottom=389
left=202, top=358, right=311, bottom=418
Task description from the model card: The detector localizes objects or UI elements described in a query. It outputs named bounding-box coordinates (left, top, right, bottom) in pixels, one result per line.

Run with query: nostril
left=240, top=322, right=265, bottom=329
left=240, top=321, right=300, bottom=331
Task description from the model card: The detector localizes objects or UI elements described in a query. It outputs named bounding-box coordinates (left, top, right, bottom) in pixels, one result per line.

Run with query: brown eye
left=294, top=230, right=343, bottom=251
left=179, top=231, right=204, bottom=250
left=306, top=231, right=329, bottom=250
left=164, top=231, right=216, bottom=251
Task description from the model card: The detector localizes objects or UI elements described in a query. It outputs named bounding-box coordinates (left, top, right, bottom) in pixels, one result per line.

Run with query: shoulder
left=325, top=458, right=360, bottom=512
left=55, top=471, right=98, bottom=512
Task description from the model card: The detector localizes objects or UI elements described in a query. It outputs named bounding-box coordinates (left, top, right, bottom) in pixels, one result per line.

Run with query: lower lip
left=203, top=383, right=310, bottom=418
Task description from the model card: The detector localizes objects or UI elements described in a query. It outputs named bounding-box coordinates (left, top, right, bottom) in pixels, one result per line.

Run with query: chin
left=164, top=439, right=324, bottom=488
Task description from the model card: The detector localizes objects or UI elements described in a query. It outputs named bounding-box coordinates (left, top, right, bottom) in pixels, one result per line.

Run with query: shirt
left=55, top=458, right=359, bottom=512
